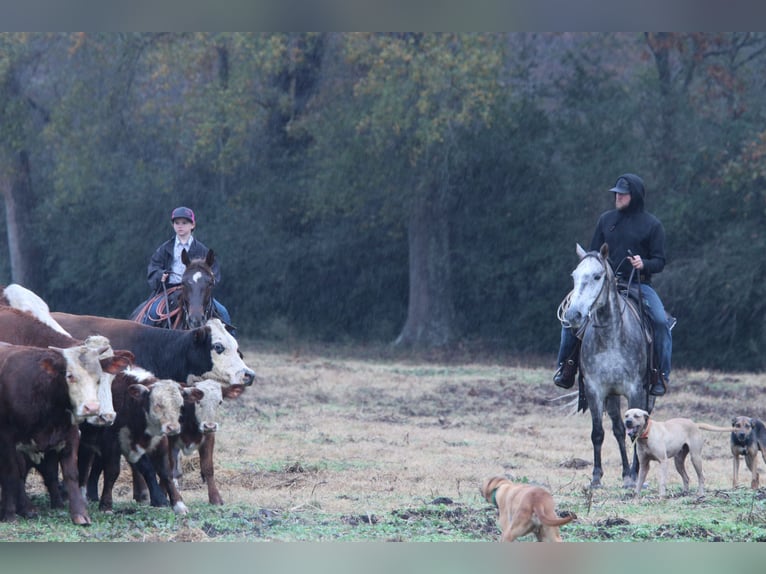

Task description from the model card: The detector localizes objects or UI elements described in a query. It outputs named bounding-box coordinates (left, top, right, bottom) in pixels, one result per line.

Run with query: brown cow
left=0, top=307, right=131, bottom=426
left=79, top=366, right=204, bottom=514
left=0, top=343, right=112, bottom=524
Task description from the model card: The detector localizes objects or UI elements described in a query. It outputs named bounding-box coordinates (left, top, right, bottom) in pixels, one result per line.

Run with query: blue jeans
left=213, top=299, right=232, bottom=326
left=556, top=284, right=672, bottom=378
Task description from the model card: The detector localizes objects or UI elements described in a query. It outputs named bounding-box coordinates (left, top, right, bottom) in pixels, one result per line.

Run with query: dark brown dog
left=730, top=416, right=766, bottom=489
left=480, top=476, right=574, bottom=542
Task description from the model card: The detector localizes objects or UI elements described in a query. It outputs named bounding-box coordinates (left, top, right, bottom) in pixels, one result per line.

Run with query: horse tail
left=534, top=502, right=575, bottom=527
left=697, top=423, right=735, bottom=433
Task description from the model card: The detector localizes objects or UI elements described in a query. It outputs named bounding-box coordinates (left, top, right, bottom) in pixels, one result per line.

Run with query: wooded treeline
left=1, top=32, right=766, bottom=371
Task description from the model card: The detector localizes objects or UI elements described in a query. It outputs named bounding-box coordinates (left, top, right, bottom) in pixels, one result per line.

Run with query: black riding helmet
left=609, top=173, right=645, bottom=213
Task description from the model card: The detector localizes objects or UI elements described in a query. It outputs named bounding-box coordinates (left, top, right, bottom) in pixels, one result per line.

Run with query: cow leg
left=131, top=465, right=150, bottom=503
left=84, top=453, right=102, bottom=503
left=0, top=441, right=22, bottom=522
left=38, top=452, right=65, bottom=509
left=60, top=429, right=90, bottom=525
left=150, top=440, right=188, bottom=514
left=14, top=453, right=38, bottom=518
left=132, top=454, right=169, bottom=507
left=98, top=441, right=121, bottom=513
left=199, top=435, right=223, bottom=505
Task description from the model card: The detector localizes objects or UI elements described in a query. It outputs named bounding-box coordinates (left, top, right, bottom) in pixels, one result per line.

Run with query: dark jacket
left=147, top=237, right=221, bottom=293
left=589, top=173, right=666, bottom=285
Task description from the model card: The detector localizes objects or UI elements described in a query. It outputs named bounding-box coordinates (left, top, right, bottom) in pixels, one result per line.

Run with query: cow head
left=128, top=379, right=186, bottom=437
left=82, top=337, right=134, bottom=427
left=188, top=319, right=255, bottom=391
left=47, top=343, right=106, bottom=420
left=189, top=379, right=223, bottom=434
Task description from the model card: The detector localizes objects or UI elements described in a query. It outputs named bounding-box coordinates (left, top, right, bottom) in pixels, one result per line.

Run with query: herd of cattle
left=0, top=284, right=257, bottom=525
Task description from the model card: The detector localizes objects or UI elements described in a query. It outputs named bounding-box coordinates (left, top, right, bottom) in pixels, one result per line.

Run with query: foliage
left=2, top=34, right=766, bottom=368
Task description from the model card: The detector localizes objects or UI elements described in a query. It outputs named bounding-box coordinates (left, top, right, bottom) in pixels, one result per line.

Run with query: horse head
left=180, top=248, right=216, bottom=329
left=563, top=243, right=612, bottom=330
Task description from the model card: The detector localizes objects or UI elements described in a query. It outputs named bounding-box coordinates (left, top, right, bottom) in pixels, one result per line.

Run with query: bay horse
left=561, top=243, right=656, bottom=488
left=129, top=249, right=217, bottom=330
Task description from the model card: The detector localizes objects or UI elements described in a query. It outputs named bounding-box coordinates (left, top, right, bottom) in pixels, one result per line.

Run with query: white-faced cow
left=79, top=367, right=204, bottom=515
left=51, top=313, right=256, bottom=390
left=0, top=343, right=110, bottom=524
left=169, top=379, right=225, bottom=504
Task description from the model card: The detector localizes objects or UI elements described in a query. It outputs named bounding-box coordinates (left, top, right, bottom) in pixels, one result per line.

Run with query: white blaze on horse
left=562, top=243, right=656, bottom=488
left=129, top=249, right=217, bottom=330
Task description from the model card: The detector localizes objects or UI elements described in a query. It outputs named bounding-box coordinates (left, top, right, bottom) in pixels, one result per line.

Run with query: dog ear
left=732, top=417, right=738, bottom=426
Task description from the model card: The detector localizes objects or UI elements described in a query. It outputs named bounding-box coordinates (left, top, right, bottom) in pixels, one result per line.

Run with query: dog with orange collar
left=624, top=408, right=732, bottom=498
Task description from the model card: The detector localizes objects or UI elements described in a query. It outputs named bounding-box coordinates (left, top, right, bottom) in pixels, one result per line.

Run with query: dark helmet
left=171, top=206, right=195, bottom=224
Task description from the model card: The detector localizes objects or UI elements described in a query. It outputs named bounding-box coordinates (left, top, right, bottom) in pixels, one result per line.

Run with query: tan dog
left=480, top=476, right=574, bottom=542
left=730, top=416, right=766, bottom=489
left=624, top=408, right=732, bottom=498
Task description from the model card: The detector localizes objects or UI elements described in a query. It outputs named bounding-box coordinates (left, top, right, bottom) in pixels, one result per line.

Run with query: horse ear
left=576, top=243, right=587, bottom=259
left=206, top=249, right=215, bottom=267
left=599, top=243, right=609, bottom=258
left=182, top=248, right=190, bottom=265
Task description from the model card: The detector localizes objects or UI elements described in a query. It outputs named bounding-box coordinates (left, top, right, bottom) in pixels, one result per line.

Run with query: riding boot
left=650, top=371, right=667, bottom=396
left=554, top=340, right=581, bottom=389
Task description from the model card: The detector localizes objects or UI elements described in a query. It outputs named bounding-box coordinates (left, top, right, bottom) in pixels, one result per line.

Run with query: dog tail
left=535, top=503, right=576, bottom=527
left=697, top=423, right=735, bottom=432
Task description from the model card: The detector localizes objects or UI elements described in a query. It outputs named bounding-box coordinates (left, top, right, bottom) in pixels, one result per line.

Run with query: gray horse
left=563, top=242, right=655, bottom=488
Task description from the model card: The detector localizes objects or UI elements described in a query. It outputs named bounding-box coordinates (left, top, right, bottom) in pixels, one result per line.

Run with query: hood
left=617, top=173, right=645, bottom=213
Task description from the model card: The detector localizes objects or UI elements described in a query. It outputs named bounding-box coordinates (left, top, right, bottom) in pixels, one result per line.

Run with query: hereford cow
left=168, top=379, right=225, bottom=504
left=0, top=306, right=132, bottom=426
left=53, top=313, right=255, bottom=505
left=52, top=313, right=255, bottom=390
left=0, top=343, right=109, bottom=524
left=79, top=366, right=204, bottom=514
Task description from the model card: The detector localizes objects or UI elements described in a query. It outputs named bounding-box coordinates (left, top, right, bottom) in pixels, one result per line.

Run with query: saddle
left=565, top=285, right=676, bottom=413
left=130, top=286, right=183, bottom=328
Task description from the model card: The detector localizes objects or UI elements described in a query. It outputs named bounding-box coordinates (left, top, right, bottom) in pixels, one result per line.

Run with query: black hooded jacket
left=588, top=173, right=666, bottom=285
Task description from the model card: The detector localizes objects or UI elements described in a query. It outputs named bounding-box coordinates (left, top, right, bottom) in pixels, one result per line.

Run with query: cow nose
left=202, top=421, right=218, bottom=433
left=164, top=423, right=181, bottom=436
left=241, top=369, right=255, bottom=386
left=99, top=412, right=116, bottom=426
left=82, top=402, right=101, bottom=417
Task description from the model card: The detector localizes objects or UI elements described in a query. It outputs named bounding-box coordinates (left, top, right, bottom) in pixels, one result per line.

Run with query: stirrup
left=650, top=371, right=667, bottom=396
left=554, top=359, right=577, bottom=389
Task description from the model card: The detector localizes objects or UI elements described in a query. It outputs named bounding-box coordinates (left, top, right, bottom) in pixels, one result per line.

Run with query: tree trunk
left=1, top=150, right=41, bottom=291
left=394, top=179, right=454, bottom=348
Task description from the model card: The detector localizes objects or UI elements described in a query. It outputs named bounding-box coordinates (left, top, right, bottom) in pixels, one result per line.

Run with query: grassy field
left=3, top=340, right=766, bottom=542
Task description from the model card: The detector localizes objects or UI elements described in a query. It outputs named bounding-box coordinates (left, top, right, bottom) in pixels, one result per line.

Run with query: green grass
left=5, top=487, right=766, bottom=542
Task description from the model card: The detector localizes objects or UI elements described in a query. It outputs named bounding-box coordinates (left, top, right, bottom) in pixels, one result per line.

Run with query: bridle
left=179, top=266, right=216, bottom=329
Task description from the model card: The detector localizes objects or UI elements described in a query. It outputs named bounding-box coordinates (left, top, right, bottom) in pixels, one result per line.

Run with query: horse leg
left=589, top=404, right=605, bottom=488
left=605, top=395, right=635, bottom=488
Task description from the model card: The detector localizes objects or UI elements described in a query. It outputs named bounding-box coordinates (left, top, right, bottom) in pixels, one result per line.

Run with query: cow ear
left=40, top=357, right=59, bottom=375
left=102, top=355, right=132, bottom=374
left=128, top=384, right=149, bottom=399
left=193, top=325, right=211, bottom=345
left=184, top=387, right=205, bottom=403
